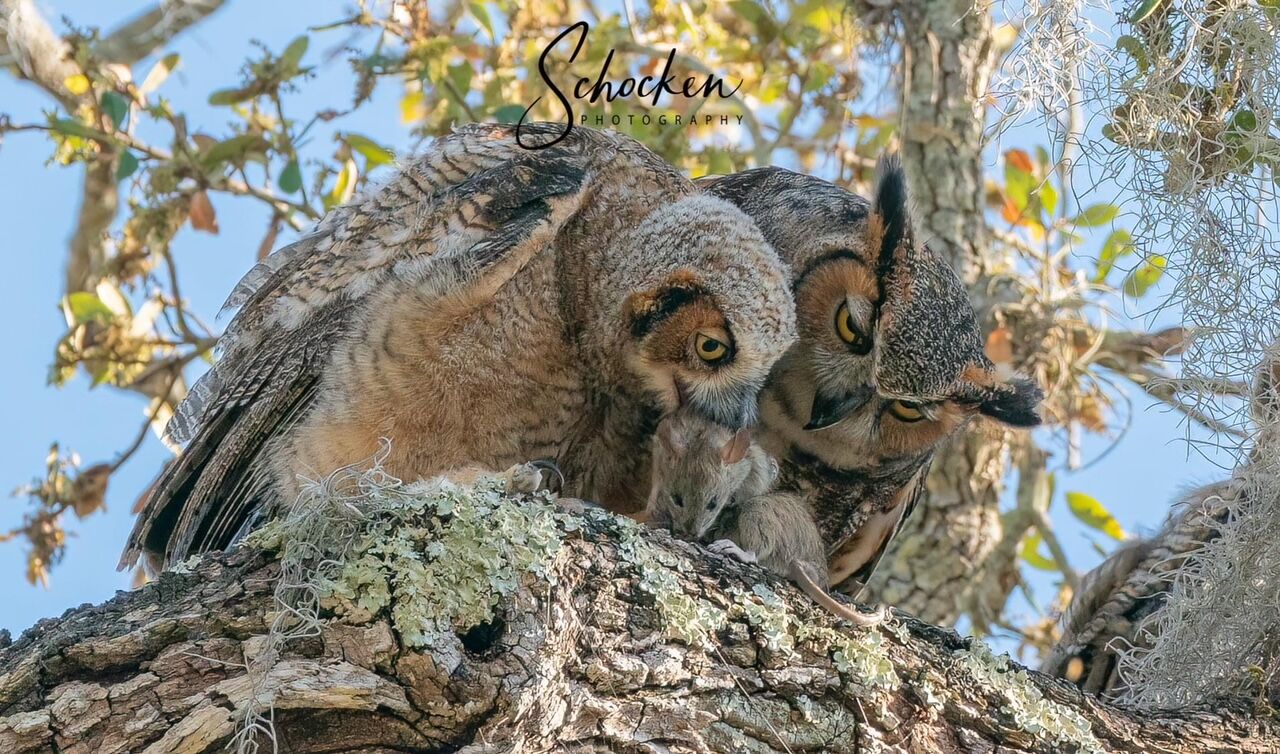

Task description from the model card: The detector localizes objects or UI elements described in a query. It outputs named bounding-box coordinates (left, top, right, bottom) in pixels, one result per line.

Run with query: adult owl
left=1039, top=481, right=1234, bottom=698
left=700, top=162, right=1042, bottom=594
left=1043, top=339, right=1280, bottom=698
left=121, top=123, right=796, bottom=570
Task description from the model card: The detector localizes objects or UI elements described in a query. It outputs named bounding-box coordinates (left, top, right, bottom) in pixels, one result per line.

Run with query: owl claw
left=708, top=539, right=758, bottom=564
left=529, top=459, right=565, bottom=495
left=500, top=460, right=564, bottom=496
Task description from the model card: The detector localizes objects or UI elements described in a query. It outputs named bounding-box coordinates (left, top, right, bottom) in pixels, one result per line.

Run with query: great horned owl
left=1038, top=481, right=1235, bottom=699
left=121, top=123, right=796, bottom=570
left=700, top=162, right=1042, bottom=594
left=1042, top=340, right=1280, bottom=698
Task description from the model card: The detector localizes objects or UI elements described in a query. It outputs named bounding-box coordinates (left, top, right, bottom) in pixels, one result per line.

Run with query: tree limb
left=1, top=504, right=1275, bottom=753
left=91, top=0, right=226, bottom=66
left=0, top=0, right=226, bottom=71
left=0, top=0, right=79, bottom=106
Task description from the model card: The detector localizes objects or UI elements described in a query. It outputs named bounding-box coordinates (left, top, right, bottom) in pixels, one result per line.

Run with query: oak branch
left=0, top=477, right=1274, bottom=754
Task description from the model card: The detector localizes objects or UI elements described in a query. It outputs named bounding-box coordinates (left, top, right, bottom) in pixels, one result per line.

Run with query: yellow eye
left=695, top=332, right=731, bottom=364
left=888, top=400, right=927, bottom=423
left=835, top=302, right=869, bottom=352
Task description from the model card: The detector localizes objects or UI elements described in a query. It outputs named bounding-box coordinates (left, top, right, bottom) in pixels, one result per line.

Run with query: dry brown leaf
left=70, top=463, right=111, bottom=519
left=986, top=326, right=1015, bottom=364
left=1077, top=396, right=1108, bottom=433
left=190, top=190, right=219, bottom=234
left=257, top=215, right=281, bottom=260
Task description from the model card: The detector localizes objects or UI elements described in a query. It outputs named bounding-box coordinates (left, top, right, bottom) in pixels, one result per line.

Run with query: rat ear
left=975, top=376, right=1043, bottom=427
left=720, top=427, right=753, bottom=465
left=658, top=418, right=688, bottom=455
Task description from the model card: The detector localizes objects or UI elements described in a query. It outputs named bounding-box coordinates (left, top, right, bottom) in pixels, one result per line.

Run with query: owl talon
left=529, top=459, right=565, bottom=495
left=708, top=539, right=758, bottom=564
left=500, top=460, right=563, bottom=496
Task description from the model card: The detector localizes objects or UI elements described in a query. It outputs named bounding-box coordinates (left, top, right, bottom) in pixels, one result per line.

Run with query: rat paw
left=707, top=539, right=758, bottom=564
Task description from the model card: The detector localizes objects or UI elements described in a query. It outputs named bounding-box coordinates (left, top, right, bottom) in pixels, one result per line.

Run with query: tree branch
left=0, top=0, right=226, bottom=72
left=0, top=0, right=79, bottom=106
left=2, top=0, right=230, bottom=295
left=91, top=0, right=226, bottom=65
left=1, top=503, right=1275, bottom=753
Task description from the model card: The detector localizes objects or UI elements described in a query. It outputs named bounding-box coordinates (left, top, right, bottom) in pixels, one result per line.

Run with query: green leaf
left=278, top=159, right=302, bottom=194
left=139, top=53, right=180, bottom=95
left=1129, top=0, right=1165, bottom=22
left=492, top=104, right=527, bottom=124
left=468, top=1, right=495, bottom=39
left=208, top=87, right=255, bottom=106
left=1122, top=255, right=1167, bottom=297
left=1039, top=181, right=1059, bottom=218
left=100, top=91, right=129, bottom=130
left=401, top=91, right=426, bottom=124
left=1231, top=110, right=1259, bottom=133
left=447, top=62, right=474, bottom=96
left=1020, top=532, right=1059, bottom=572
left=1065, top=491, right=1126, bottom=540
left=49, top=118, right=109, bottom=142
left=281, top=35, right=309, bottom=70
left=200, top=134, right=269, bottom=169
left=729, top=0, right=778, bottom=39
left=345, top=133, right=395, bottom=167
left=803, top=61, right=835, bottom=93
left=1093, top=229, right=1134, bottom=281
left=1004, top=158, right=1035, bottom=213
left=1034, top=145, right=1052, bottom=170
left=116, top=150, right=139, bottom=181
left=1070, top=203, right=1119, bottom=228
left=1116, top=35, right=1149, bottom=72
left=64, top=292, right=115, bottom=325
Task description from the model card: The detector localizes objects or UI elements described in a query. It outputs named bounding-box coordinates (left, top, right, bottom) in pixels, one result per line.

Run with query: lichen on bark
left=3, top=468, right=1278, bottom=753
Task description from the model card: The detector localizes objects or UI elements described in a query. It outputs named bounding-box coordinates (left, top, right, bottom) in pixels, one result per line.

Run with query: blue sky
left=0, top=0, right=1236, bottom=643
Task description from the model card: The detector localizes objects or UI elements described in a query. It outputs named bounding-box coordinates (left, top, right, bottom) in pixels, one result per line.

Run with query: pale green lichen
left=615, top=517, right=728, bottom=648
left=316, top=476, right=573, bottom=647
left=726, top=583, right=901, bottom=693
left=731, top=583, right=798, bottom=655
left=916, top=676, right=944, bottom=712
left=957, top=643, right=1105, bottom=754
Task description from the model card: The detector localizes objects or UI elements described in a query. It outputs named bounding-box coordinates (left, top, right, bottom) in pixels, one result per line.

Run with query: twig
left=92, top=0, right=227, bottom=65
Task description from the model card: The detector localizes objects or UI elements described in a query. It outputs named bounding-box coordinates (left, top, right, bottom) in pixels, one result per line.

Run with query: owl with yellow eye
left=121, top=123, right=796, bottom=571
left=700, top=158, right=1042, bottom=595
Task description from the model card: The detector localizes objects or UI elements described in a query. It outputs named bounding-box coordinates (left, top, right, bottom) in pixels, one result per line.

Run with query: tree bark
left=861, top=0, right=1016, bottom=629
left=2, top=509, right=1274, bottom=754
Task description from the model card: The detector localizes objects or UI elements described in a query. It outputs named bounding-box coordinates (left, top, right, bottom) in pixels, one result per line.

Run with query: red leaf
left=189, top=190, right=219, bottom=234
left=1005, top=148, right=1034, bottom=174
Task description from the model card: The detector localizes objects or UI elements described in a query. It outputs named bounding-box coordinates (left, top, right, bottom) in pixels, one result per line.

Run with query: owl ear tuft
left=872, top=154, right=912, bottom=275
left=975, top=376, right=1043, bottom=427
left=622, top=270, right=706, bottom=338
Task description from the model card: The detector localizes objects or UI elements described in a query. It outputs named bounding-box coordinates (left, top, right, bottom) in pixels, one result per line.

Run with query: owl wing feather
left=1041, top=480, right=1235, bottom=696
left=121, top=123, right=654, bottom=570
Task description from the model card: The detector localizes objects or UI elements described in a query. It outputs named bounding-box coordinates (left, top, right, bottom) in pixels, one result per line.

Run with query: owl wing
left=1040, top=480, right=1235, bottom=697
left=121, top=123, right=652, bottom=570
left=829, top=462, right=930, bottom=597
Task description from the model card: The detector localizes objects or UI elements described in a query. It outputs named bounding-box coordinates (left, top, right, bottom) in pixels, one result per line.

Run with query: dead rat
left=646, top=410, right=885, bottom=627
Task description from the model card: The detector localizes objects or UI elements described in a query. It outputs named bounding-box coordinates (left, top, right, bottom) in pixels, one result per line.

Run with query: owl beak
left=805, top=385, right=874, bottom=431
